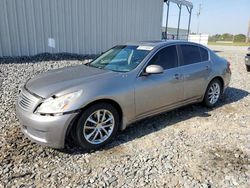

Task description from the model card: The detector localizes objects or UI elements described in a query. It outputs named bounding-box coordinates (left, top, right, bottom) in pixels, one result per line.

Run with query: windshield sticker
left=137, top=46, right=154, bottom=51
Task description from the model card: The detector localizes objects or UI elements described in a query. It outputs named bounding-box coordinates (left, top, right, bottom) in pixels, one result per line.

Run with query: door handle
left=205, top=65, right=209, bottom=70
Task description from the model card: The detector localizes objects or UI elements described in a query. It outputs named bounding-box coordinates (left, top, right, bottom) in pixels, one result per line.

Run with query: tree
left=208, top=33, right=247, bottom=43
left=234, top=34, right=246, bottom=42
left=220, top=33, right=233, bottom=41
left=208, top=34, right=221, bottom=42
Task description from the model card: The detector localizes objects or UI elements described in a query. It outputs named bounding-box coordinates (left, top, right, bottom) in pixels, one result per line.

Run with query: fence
left=188, top=34, right=209, bottom=45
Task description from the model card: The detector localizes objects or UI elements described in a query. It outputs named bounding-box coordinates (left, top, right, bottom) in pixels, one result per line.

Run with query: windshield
left=89, top=45, right=153, bottom=72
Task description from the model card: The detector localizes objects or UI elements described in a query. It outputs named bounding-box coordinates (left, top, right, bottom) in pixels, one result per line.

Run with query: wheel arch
left=65, top=98, right=123, bottom=143
left=209, top=76, right=224, bottom=91
left=202, top=75, right=225, bottom=102
left=79, top=98, right=123, bottom=123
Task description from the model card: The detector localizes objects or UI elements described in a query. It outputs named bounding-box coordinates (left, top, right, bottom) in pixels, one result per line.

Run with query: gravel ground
left=0, top=46, right=250, bottom=187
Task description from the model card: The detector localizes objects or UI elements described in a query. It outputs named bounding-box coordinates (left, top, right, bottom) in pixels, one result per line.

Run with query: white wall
left=188, top=34, right=209, bottom=46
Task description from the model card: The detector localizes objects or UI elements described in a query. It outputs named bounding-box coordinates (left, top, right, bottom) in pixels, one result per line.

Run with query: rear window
left=180, top=44, right=201, bottom=65
left=200, top=47, right=209, bottom=61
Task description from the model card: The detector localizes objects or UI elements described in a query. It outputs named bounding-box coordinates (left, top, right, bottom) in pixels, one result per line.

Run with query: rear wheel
left=75, top=103, right=119, bottom=150
left=203, top=79, right=222, bottom=107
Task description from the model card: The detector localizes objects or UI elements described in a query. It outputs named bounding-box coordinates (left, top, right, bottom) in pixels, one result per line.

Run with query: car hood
left=25, top=65, right=116, bottom=98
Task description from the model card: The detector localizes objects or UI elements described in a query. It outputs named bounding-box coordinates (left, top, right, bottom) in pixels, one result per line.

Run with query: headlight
left=36, top=90, right=82, bottom=114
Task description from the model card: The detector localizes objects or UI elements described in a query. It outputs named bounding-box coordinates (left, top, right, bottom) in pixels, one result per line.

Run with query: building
left=162, top=27, right=189, bottom=40
left=0, top=0, right=163, bottom=57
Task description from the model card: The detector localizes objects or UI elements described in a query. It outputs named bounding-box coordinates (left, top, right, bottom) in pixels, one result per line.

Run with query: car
left=245, top=47, right=250, bottom=72
left=16, top=41, right=231, bottom=150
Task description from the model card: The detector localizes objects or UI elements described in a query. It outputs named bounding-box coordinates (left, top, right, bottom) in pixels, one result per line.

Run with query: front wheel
left=75, top=103, right=119, bottom=150
left=203, top=79, right=222, bottom=107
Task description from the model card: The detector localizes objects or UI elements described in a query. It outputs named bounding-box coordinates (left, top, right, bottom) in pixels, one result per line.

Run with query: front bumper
left=16, top=103, right=78, bottom=149
left=245, top=55, right=250, bottom=66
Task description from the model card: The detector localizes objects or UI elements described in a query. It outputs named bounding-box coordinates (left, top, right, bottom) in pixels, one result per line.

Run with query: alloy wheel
left=83, top=109, right=115, bottom=144
left=207, top=82, right=221, bottom=105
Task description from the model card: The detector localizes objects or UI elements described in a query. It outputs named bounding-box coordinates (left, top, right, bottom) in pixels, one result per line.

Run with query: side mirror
left=143, top=65, right=164, bottom=75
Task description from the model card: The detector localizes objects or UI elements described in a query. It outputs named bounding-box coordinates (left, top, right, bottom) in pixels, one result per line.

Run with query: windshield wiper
left=87, top=63, right=104, bottom=70
left=85, top=62, right=91, bottom=66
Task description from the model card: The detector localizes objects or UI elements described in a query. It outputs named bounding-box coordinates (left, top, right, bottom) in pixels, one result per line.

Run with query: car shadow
left=61, top=87, right=249, bottom=155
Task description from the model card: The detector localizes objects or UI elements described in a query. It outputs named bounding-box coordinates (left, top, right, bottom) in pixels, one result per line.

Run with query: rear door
left=134, top=45, right=184, bottom=117
left=178, top=44, right=211, bottom=100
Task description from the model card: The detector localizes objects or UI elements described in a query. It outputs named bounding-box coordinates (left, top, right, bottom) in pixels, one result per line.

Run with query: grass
left=208, top=41, right=250, bottom=46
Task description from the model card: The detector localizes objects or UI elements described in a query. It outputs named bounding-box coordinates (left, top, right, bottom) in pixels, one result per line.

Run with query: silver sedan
left=16, top=41, right=231, bottom=150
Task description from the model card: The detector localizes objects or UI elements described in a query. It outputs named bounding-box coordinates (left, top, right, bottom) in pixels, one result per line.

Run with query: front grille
left=18, top=89, right=40, bottom=112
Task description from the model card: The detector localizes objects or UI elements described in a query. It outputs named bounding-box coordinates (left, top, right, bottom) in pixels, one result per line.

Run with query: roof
left=164, top=0, right=193, bottom=9
left=126, top=41, right=168, bottom=47
left=125, top=40, right=208, bottom=50
left=126, top=40, right=186, bottom=47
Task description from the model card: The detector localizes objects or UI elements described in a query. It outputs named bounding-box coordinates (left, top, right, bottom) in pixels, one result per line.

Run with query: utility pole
left=197, top=3, right=202, bottom=34
left=165, top=0, right=170, bottom=40
left=177, top=3, right=182, bottom=40
left=246, top=19, right=250, bottom=43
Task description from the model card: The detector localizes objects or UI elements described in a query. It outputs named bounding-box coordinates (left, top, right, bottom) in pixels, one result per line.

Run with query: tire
left=246, top=65, right=250, bottom=72
left=203, top=78, right=222, bottom=108
left=75, top=103, right=119, bottom=150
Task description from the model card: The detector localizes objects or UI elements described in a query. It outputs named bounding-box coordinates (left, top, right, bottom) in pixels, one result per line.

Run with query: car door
left=134, top=45, right=184, bottom=118
left=177, top=44, right=211, bottom=100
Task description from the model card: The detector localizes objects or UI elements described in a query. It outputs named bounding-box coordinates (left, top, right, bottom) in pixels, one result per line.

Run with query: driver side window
left=148, top=45, right=178, bottom=70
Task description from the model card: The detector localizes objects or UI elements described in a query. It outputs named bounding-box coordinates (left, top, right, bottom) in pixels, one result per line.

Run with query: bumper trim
left=16, top=102, right=78, bottom=148
left=23, top=127, right=48, bottom=143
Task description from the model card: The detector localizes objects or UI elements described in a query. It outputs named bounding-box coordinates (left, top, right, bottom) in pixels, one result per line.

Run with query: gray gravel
left=0, top=46, right=250, bottom=187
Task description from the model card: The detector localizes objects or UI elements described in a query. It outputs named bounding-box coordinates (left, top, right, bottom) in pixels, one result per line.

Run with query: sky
left=162, top=0, right=250, bottom=35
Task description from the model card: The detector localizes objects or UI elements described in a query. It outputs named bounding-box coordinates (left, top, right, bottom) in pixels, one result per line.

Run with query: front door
left=135, top=45, right=184, bottom=118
